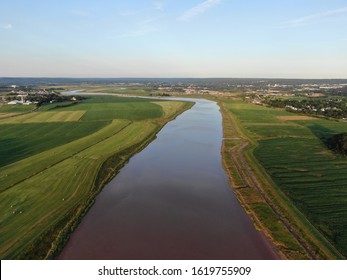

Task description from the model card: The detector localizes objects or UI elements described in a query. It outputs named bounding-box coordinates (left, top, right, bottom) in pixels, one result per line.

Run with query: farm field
left=55, top=96, right=163, bottom=121
left=0, top=121, right=108, bottom=167
left=222, top=99, right=347, bottom=259
left=0, top=104, right=36, bottom=113
left=0, top=95, right=193, bottom=259
left=0, top=104, right=36, bottom=119
left=0, top=111, right=86, bottom=124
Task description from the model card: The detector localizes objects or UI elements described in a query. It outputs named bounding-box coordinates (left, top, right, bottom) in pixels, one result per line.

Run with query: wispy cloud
left=178, top=0, right=221, bottom=21
left=153, top=1, right=164, bottom=11
left=281, top=7, right=347, bottom=28
left=1, top=24, right=13, bottom=29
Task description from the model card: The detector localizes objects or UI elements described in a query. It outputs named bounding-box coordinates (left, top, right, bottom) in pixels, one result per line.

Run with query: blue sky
left=1, top=0, right=347, bottom=78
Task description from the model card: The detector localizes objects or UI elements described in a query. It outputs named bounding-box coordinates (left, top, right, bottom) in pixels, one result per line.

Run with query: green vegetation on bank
left=0, top=95, right=193, bottom=259
left=220, top=98, right=346, bottom=259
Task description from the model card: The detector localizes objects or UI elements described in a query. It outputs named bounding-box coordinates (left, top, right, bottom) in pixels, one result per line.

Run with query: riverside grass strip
left=151, top=101, right=190, bottom=118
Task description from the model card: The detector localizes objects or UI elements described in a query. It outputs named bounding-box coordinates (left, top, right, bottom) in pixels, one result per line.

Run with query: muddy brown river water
left=59, top=98, right=279, bottom=260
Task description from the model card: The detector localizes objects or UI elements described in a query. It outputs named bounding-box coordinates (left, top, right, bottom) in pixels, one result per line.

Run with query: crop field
left=0, top=95, right=192, bottom=259
left=0, top=111, right=86, bottom=124
left=52, top=96, right=163, bottom=121
left=152, top=101, right=188, bottom=118
left=243, top=123, right=315, bottom=139
left=38, top=101, right=77, bottom=111
left=226, top=101, right=295, bottom=123
left=0, top=104, right=36, bottom=119
left=277, top=116, right=317, bottom=121
left=0, top=104, right=36, bottom=113
left=225, top=100, right=347, bottom=258
left=0, top=113, right=17, bottom=119
left=0, top=121, right=108, bottom=167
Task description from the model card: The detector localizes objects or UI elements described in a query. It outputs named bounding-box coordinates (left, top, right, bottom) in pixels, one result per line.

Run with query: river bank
left=0, top=94, right=193, bottom=259
left=60, top=97, right=279, bottom=260
left=44, top=100, right=194, bottom=259
left=218, top=97, right=345, bottom=260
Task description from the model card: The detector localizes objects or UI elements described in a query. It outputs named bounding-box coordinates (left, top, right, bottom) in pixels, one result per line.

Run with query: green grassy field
left=0, top=121, right=108, bottom=167
left=0, top=111, right=86, bottom=124
left=0, top=95, right=192, bottom=259
left=38, top=101, right=77, bottom=111
left=50, top=96, right=163, bottom=121
left=224, top=100, right=347, bottom=258
left=0, top=104, right=36, bottom=119
left=0, top=104, right=36, bottom=113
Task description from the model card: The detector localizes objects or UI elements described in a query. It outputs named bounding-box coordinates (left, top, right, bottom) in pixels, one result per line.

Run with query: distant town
left=0, top=78, right=346, bottom=120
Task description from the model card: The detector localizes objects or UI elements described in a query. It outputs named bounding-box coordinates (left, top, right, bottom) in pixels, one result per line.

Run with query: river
left=59, top=97, right=278, bottom=259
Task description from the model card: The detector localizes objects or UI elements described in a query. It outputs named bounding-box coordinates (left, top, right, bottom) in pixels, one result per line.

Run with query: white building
left=7, top=100, right=21, bottom=105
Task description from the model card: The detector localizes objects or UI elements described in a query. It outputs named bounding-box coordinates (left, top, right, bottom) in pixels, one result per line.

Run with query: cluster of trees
left=324, top=86, right=347, bottom=97
left=265, top=98, right=347, bottom=119
left=149, top=93, right=171, bottom=97
left=328, top=133, right=347, bottom=156
left=28, top=93, right=84, bottom=106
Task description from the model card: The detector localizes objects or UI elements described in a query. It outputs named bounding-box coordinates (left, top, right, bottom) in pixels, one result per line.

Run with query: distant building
left=7, top=100, right=21, bottom=105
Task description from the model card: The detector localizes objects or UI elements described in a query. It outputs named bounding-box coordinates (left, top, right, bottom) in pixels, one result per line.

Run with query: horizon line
left=1, top=76, right=347, bottom=80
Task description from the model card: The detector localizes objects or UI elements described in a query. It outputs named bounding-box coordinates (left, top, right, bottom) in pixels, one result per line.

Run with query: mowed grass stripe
left=225, top=101, right=295, bottom=123
left=0, top=104, right=36, bottom=113
left=0, top=120, right=130, bottom=192
left=51, top=98, right=164, bottom=121
left=44, top=111, right=85, bottom=122
left=0, top=121, right=159, bottom=258
left=152, top=101, right=190, bottom=118
left=0, top=113, right=18, bottom=118
left=0, top=121, right=108, bottom=167
left=0, top=158, right=102, bottom=258
left=245, top=124, right=315, bottom=138
left=0, top=111, right=86, bottom=124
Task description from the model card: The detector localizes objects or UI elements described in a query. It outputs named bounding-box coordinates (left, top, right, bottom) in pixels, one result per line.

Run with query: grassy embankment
left=219, top=98, right=346, bottom=259
left=0, top=95, right=193, bottom=259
